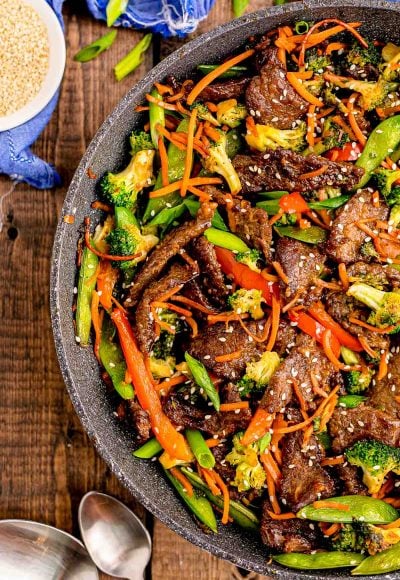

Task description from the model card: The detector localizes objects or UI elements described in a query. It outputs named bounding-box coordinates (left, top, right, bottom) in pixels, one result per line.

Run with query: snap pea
left=184, top=352, right=220, bottom=411
left=338, top=395, right=367, bottom=409
left=74, top=30, right=117, bottom=63
left=182, top=467, right=259, bottom=530
left=257, top=190, right=288, bottom=199
left=256, top=200, right=281, bottom=215
left=148, top=202, right=187, bottom=230
left=185, top=429, right=215, bottom=469
left=143, top=119, right=189, bottom=222
left=197, top=64, right=248, bottom=78
left=184, top=199, right=228, bottom=231
left=309, top=195, right=352, bottom=210
left=273, top=552, right=365, bottom=571
left=163, top=467, right=218, bottom=533
left=257, top=195, right=351, bottom=215
left=352, top=541, right=400, bottom=575
left=274, top=225, right=327, bottom=244
left=75, top=247, right=98, bottom=346
left=99, top=318, right=134, bottom=400
left=355, top=115, right=400, bottom=188
left=204, top=228, right=249, bottom=252
left=297, top=495, right=399, bottom=524
left=133, top=437, right=163, bottom=459
left=149, top=87, right=165, bottom=149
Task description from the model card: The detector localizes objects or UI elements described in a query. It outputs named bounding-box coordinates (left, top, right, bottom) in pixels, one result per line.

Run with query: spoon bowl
left=0, top=519, right=98, bottom=580
left=79, top=491, right=152, bottom=580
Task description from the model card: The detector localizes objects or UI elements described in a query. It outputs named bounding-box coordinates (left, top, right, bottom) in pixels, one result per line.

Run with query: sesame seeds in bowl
left=0, top=0, right=66, bottom=132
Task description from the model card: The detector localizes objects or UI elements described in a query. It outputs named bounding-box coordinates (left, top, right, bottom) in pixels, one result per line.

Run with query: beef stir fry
left=75, top=19, right=400, bottom=575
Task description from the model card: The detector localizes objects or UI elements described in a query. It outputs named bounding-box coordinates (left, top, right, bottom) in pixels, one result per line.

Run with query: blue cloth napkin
left=0, top=0, right=215, bottom=189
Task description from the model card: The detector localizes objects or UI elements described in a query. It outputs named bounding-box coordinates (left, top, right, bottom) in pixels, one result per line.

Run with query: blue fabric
left=0, top=0, right=215, bottom=189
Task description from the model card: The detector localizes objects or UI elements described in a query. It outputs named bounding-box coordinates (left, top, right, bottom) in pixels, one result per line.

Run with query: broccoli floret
left=228, top=288, right=265, bottom=320
left=106, top=206, right=158, bottom=272
left=306, top=49, right=332, bottom=73
left=325, top=73, right=398, bottom=111
left=331, top=524, right=365, bottom=552
left=360, top=240, right=380, bottom=261
left=347, top=40, right=382, bottom=69
left=374, top=168, right=400, bottom=227
left=100, top=131, right=155, bottom=209
left=245, top=122, right=306, bottom=153
left=190, top=102, right=220, bottom=126
left=345, top=440, right=400, bottom=494
left=390, top=204, right=400, bottom=228
left=303, top=76, right=325, bottom=97
left=216, top=99, right=247, bottom=128
left=347, top=282, right=400, bottom=330
left=380, top=43, right=400, bottom=81
left=340, top=347, right=373, bottom=394
left=237, top=351, right=280, bottom=397
left=225, top=431, right=270, bottom=492
left=202, top=129, right=242, bottom=194
left=149, top=311, right=184, bottom=379
left=235, top=249, right=262, bottom=273
left=308, top=117, right=350, bottom=156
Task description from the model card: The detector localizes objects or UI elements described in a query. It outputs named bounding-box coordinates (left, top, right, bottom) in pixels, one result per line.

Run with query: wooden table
left=0, top=1, right=271, bottom=577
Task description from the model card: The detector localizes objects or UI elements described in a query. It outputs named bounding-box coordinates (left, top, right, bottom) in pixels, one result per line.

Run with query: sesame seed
left=205, top=414, right=212, bottom=420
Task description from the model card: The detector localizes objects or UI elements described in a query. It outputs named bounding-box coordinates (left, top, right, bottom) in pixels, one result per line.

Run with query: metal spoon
left=0, top=519, right=99, bottom=579
left=79, top=491, right=152, bottom=580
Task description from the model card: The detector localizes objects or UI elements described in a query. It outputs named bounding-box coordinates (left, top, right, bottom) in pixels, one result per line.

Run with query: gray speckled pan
left=51, top=2, right=400, bottom=577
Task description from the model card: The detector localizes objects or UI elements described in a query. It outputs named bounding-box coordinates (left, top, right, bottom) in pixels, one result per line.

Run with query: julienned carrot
left=298, top=20, right=367, bottom=67
left=338, top=263, right=349, bottom=291
left=205, top=438, right=221, bottom=448
left=325, top=42, right=347, bottom=55
left=322, top=329, right=354, bottom=370
left=265, top=472, right=281, bottom=515
left=378, top=350, right=389, bottom=380
left=347, top=93, right=367, bottom=146
left=306, top=104, right=316, bottom=148
left=145, top=93, right=177, bottom=111
left=377, top=517, right=400, bottom=530
left=186, top=49, right=255, bottom=105
left=149, top=177, right=222, bottom=198
left=91, top=290, right=103, bottom=361
left=219, top=401, right=249, bottom=412
left=308, top=301, right=363, bottom=351
left=96, top=260, right=118, bottom=311
left=272, top=261, right=289, bottom=285
left=323, top=523, right=342, bottom=536
left=286, top=73, right=324, bottom=107
left=265, top=296, right=280, bottom=352
left=156, top=374, right=187, bottom=394
left=376, top=104, right=400, bottom=119
left=291, top=379, right=307, bottom=412
left=158, top=285, right=183, bottom=304
left=349, top=316, right=398, bottom=334
left=321, top=456, right=345, bottom=467
left=171, top=295, right=217, bottom=315
left=180, top=107, right=197, bottom=198
left=299, top=165, right=328, bottom=180
left=267, top=511, right=296, bottom=520
left=214, top=350, right=243, bottom=363
left=241, top=408, right=275, bottom=446
left=170, top=467, right=193, bottom=496
left=291, top=22, right=361, bottom=45
left=313, top=500, right=350, bottom=511
left=111, top=309, right=192, bottom=461
left=185, top=316, right=198, bottom=338
left=211, top=470, right=230, bottom=524
left=152, top=301, right=192, bottom=317
left=201, top=468, right=221, bottom=495
left=261, top=451, right=281, bottom=485
left=158, top=135, right=169, bottom=187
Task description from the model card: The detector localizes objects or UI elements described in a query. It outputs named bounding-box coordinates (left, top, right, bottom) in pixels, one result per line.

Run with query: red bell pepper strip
left=308, top=301, right=363, bottom=352
left=111, top=309, right=192, bottom=461
left=325, top=142, right=363, bottom=162
left=288, top=309, right=341, bottom=358
left=241, top=408, right=275, bottom=447
left=279, top=192, right=309, bottom=214
left=214, top=246, right=279, bottom=306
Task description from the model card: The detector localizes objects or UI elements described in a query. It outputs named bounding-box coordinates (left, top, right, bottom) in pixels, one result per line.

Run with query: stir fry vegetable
left=74, top=18, right=400, bottom=574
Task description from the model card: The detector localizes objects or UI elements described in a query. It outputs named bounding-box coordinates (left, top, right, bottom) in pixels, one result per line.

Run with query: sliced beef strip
left=181, top=279, right=219, bottom=321
left=211, top=440, right=237, bottom=484
left=260, top=334, right=342, bottom=414
left=329, top=404, right=400, bottom=453
left=188, top=236, right=229, bottom=307
left=369, top=352, right=400, bottom=419
left=246, top=46, right=307, bottom=129
left=326, top=190, right=389, bottom=264
left=186, top=320, right=266, bottom=381
left=126, top=202, right=216, bottom=306
left=280, top=430, right=336, bottom=512
left=164, top=388, right=251, bottom=437
left=260, top=499, right=324, bottom=553
left=117, top=401, right=151, bottom=444
left=197, top=77, right=251, bottom=102
left=134, top=263, right=197, bottom=355
left=347, top=262, right=400, bottom=290
left=233, top=148, right=364, bottom=194
left=274, top=319, right=298, bottom=356
left=335, top=463, right=368, bottom=495
left=275, top=238, right=325, bottom=306
left=325, top=291, right=390, bottom=353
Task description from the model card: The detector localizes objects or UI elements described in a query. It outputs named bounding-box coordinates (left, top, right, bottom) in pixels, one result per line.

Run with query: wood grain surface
left=0, top=1, right=272, bottom=578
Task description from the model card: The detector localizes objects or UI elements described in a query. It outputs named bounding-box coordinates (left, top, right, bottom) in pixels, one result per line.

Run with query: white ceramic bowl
left=0, top=0, right=66, bottom=132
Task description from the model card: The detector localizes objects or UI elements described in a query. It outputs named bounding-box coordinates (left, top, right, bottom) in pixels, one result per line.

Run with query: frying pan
left=51, top=2, right=400, bottom=577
